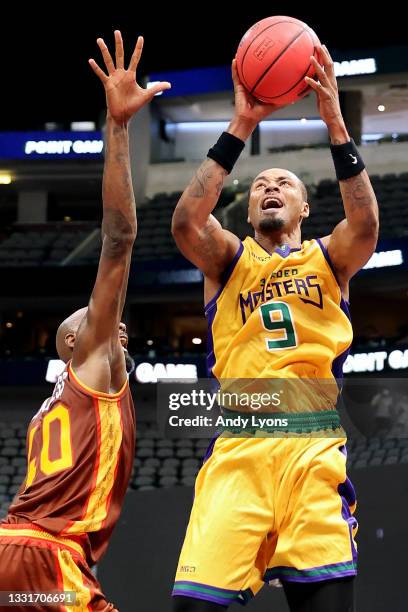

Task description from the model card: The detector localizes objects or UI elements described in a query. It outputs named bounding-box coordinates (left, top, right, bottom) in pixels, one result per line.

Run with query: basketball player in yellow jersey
left=0, top=33, right=170, bottom=610
left=171, top=45, right=378, bottom=612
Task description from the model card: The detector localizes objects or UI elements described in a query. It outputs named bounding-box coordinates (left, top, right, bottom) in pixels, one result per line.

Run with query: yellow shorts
left=173, top=433, right=357, bottom=606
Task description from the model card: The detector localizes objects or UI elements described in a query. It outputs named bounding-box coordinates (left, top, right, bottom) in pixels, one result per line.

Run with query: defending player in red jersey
left=0, top=31, right=170, bottom=611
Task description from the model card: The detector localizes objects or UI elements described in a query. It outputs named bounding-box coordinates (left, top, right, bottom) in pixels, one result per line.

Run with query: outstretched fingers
left=129, top=36, right=144, bottom=72
left=88, top=58, right=108, bottom=83
left=114, top=30, right=125, bottom=69
left=145, top=81, right=172, bottom=100
left=97, top=37, right=116, bottom=74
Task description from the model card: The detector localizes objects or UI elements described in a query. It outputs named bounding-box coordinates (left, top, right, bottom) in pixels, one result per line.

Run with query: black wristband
left=207, top=132, right=245, bottom=174
left=330, top=139, right=365, bottom=181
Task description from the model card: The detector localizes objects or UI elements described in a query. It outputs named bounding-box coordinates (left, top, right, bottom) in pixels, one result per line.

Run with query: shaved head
left=56, top=307, right=88, bottom=363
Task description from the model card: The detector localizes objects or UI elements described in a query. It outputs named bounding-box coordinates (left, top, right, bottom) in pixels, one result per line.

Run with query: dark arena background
left=1, top=5, right=408, bottom=611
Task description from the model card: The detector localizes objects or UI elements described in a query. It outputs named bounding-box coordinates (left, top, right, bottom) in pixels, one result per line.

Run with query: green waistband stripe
left=219, top=409, right=341, bottom=434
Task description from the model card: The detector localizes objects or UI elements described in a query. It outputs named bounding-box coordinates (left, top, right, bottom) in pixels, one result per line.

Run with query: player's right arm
left=72, top=32, right=170, bottom=393
left=172, top=60, right=283, bottom=287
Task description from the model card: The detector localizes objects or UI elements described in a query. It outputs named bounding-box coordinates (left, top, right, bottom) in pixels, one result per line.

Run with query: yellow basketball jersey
left=206, top=237, right=352, bottom=386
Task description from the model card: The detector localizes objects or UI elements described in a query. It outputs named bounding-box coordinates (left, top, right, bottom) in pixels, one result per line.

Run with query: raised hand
left=231, top=59, right=286, bottom=126
left=305, top=45, right=344, bottom=132
left=89, top=31, right=171, bottom=124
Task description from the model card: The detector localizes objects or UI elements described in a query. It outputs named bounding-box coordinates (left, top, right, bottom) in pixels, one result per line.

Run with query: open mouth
left=119, top=335, right=128, bottom=347
left=261, top=197, right=283, bottom=211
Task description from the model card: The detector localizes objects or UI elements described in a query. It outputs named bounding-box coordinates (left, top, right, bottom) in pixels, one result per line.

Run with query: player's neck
left=254, top=230, right=301, bottom=254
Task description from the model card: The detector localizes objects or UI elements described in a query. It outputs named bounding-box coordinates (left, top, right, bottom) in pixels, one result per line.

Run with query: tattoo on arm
left=101, top=118, right=136, bottom=256
left=172, top=158, right=232, bottom=272
left=215, top=178, right=224, bottom=196
left=102, top=209, right=134, bottom=259
left=188, top=171, right=206, bottom=198
left=191, top=222, right=219, bottom=260
left=187, top=159, right=227, bottom=199
left=340, top=174, right=375, bottom=211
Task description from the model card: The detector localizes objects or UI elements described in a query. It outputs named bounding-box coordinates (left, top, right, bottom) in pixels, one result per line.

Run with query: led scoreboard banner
left=0, top=131, right=104, bottom=160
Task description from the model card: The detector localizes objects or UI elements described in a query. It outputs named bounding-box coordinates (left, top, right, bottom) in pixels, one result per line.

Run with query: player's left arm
left=306, top=45, right=379, bottom=292
left=72, top=32, right=170, bottom=392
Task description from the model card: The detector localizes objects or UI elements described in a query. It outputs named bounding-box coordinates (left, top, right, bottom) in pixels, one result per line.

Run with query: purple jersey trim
left=204, top=242, right=243, bottom=377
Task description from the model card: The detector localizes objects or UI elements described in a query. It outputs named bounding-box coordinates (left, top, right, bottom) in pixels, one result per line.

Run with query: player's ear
left=301, top=201, right=310, bottom=220
left=64, top=332, right=76, bottom=350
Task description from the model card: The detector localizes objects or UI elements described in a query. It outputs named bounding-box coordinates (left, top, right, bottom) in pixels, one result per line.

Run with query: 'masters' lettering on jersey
left=206, top=238, right=353, bottom=381
left=239, top=267, right=323, bottom=324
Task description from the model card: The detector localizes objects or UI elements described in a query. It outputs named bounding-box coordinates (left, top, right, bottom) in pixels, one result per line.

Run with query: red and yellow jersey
left=206, top=237, right=353, bottom=409
left=4, top=364, right=135, bottom=565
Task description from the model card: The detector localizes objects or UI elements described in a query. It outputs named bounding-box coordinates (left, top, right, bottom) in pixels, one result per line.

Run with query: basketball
left=236, top=16, right=321, bottom=105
